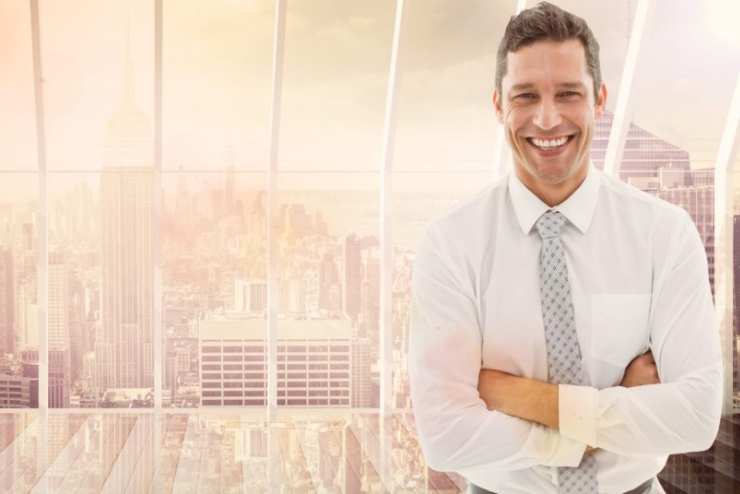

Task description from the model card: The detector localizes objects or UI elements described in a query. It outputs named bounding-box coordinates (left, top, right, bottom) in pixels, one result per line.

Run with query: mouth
left=523, top=133, right=577, bottom=157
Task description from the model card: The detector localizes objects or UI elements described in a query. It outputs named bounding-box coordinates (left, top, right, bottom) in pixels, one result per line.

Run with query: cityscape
left=1, top=0, right=739, bottom=492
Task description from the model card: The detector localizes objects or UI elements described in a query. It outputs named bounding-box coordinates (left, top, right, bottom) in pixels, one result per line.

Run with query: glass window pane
left=276, top=172, right=378, bottom=408
left=162, top=171, right=267, bottom=408
left=41, top=0, right=154, bottom=171
left=163, top=2, right=273, bottom=171
left=279, top=2, right=395, bottom=171
left=627, top=1, right=740, bottom=175
left=394, top=1, right=516, bottom=172
left=50, top=172, right=153, bottom=408
left=0, top=2, right=37, bottom=170
left=0, top=173, right=38, bottom=409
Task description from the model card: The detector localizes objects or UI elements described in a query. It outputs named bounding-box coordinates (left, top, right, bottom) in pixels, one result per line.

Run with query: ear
left=594, top=82, right=607, bottom=118
left=492, top=89, right=504, bottom=124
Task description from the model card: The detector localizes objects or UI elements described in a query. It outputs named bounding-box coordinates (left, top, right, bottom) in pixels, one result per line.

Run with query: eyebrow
left=509, top=82, right=587, bottom=92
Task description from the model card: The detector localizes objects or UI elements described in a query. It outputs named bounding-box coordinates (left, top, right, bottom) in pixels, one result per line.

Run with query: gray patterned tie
left=535, top=210, right=599, bottom=494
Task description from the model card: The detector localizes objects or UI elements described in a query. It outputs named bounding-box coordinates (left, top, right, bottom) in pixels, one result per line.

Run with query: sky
left=0, top=0, right=738, bottom=184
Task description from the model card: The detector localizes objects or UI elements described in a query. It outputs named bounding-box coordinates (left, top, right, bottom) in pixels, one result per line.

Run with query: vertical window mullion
left=379, top=0, right=406, bottom=417
left=267, top=0, right=287, bottom=415
left=604, top=0, right=653, bottom=178
left=153, top=0, right=163, bottom=412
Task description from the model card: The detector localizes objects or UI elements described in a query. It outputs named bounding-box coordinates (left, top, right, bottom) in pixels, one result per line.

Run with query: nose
left=532, top=98, right=562, bottom=131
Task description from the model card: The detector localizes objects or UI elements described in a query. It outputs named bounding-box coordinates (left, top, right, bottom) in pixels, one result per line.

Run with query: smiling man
left=408, top=2, right=723, bottom=494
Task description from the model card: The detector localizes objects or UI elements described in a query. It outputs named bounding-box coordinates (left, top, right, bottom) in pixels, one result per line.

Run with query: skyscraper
left=343, top=234, right=362, bottom=323
left=48, top=252, right=72, bottom=409
left=97, top=168, right=154, bottom=391
left=0, top=247, right=14, bottom=355
left=95, top=30, right=155, bottom=394
left=590, top=111, right=691, bottom=182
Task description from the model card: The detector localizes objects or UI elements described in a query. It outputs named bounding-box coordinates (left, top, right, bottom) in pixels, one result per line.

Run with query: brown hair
left=495, top=1, right=602, bottom=98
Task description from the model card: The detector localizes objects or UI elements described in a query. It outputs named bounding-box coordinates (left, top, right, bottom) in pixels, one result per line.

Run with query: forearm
left=478, top=370, right=559, bottom=430
left=478, top=370, right=600, bottom=455
left=558, top=363, right=722, bottom=456
left=478, top=364, right=721, bottom=456
left=411, top=349, right=586, bottom=471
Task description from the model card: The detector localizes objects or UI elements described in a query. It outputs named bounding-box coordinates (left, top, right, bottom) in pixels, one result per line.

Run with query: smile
left=525, top=134, right=576, bottom=150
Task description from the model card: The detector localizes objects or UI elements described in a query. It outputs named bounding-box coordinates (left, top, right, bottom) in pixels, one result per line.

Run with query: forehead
left=503, top=39, right=590, bottom=90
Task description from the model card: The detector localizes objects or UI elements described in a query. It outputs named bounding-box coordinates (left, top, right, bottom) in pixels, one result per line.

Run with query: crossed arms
left=477, top=350, right=661, bottom=454
left=408, top=215, right=723, bottom=474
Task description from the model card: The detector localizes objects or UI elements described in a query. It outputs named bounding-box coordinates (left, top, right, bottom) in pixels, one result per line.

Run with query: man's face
left=493, top=39, right=606, bottom=188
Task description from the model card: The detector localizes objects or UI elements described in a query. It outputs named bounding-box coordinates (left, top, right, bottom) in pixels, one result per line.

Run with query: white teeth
left=531, top=136, right=569, bottom=148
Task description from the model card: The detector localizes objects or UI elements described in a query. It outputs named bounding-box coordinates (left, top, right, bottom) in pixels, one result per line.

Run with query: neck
left=516, top=162, right=589, bottom=207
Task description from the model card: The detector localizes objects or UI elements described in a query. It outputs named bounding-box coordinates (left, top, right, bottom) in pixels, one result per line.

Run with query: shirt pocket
left=589, top=293, right=651, bottom=368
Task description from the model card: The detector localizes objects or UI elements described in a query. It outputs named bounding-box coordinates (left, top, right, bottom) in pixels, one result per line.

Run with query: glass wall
left=0, top=0, right=738, bottom=492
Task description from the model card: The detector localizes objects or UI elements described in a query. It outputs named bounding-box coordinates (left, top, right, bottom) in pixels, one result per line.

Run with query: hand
left=620, top=349, right=661, bottom=388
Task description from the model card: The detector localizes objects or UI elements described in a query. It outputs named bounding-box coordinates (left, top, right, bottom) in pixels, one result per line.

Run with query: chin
left=523, top=160, right=574, bottom=185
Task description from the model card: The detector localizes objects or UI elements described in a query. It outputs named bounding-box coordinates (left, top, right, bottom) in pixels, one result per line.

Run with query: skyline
left=0, top=2, right=738, bottom=490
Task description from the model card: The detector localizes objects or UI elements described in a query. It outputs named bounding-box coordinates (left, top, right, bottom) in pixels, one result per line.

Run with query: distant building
left=0, top=247, right=15, bottom=356
left=0, top=374, right=33, bottom=407
left=199, top=316, right=352, bottom=407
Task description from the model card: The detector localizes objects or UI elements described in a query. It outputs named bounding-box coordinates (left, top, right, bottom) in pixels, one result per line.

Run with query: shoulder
left=598, top=171, right=692, bottom=232
left=419, top=176, right=506, bottom=257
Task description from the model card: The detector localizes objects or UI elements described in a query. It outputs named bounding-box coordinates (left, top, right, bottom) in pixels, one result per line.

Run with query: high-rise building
left=343, top=235, right=362, bottom=322
left=351, top=336, right=377, bottom=408
left=233, top=279, right=267, bottom=315
left=590, top=111, right=691, bottom=182
left=48, top=252, right=71, bottom=407
left=0, top=374, right=32, bottom=407
left=67, top=269, right=86, bottom=385
left=199, top=316, right=352, bottom=407
left=96, top=168, right=154, bottom=393
left=318, top=253, right=341, bottom=316
left=0, top=247, right=15, bottom=355
left=49, top=349, right=70, bottom=408
left=360, top=245, right=380, bottom=338
left=95, top=34, right=155, bottom=394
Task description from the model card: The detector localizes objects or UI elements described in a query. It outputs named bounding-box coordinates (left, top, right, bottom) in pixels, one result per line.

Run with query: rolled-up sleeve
left=408, top=223, right=587, bottom=473
left=558, top=210, right=723, bottom=456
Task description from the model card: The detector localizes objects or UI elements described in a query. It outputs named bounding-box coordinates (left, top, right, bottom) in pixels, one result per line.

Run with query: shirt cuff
left=537, top=426, right=588, bottom=467
left=559, top=384, right=598, bottom=446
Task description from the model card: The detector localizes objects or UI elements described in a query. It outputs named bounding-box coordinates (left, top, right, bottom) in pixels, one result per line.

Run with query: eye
left=514, top=93, right=536, bottom=100
left=558, top=91, right=580, bottom=98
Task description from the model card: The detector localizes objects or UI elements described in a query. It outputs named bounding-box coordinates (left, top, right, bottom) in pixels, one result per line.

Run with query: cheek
left=504, top=109, right=530, bottom=141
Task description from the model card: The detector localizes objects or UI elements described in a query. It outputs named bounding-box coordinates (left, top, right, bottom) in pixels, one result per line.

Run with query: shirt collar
left=508, top=161, right=601, bottom=235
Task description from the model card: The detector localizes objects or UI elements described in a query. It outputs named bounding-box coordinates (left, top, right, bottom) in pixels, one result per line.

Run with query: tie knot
left=535, top=210, right=567, bottom=239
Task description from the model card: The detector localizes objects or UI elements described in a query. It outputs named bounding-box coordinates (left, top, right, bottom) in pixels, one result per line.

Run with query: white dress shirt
left=408, top=163, right=723, bottom=494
